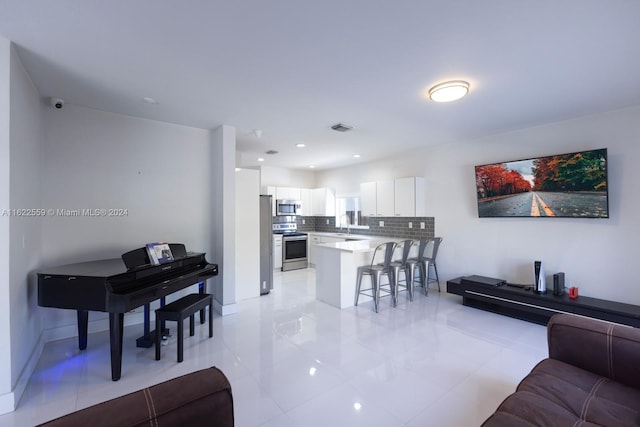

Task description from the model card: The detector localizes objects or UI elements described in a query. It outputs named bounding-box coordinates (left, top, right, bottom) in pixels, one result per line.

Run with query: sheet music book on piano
left=146, top=242, right=174, bottom=265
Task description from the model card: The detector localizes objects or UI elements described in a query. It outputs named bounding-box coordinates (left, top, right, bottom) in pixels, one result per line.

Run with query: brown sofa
left=38, top=366, right=234, bottom=426
left=482, top=314, right=640, bottom=426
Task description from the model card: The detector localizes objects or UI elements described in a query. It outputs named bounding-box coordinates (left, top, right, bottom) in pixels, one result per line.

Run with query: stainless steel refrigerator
left=260, top=195, right=273, bottom=295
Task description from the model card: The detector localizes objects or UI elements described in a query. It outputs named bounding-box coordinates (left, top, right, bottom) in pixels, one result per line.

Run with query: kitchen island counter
left=315, top=237, right=403, bottom=309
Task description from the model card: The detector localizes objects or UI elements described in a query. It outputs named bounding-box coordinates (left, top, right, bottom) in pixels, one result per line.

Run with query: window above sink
left=335, top=196, right=369, bottom=230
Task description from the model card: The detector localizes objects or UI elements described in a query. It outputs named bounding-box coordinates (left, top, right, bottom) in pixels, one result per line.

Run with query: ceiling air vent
left=331, top=123, right=353, bottom=132
left=265, top=150, right=278, bottom=155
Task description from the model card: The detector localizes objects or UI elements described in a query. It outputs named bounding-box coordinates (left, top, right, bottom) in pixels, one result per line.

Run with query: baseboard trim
left=0, top=333, right=45, bottom=414
left=0, top=390, right=15, bottom=415
left=214, top=300, right=237, bottom=316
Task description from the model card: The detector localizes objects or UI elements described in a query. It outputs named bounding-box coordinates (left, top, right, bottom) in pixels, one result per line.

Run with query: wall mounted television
left=475, top=148, right=608, bottom=218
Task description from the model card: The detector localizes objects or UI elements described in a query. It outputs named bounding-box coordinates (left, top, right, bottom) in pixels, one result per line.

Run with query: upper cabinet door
left=360, top=182, right=377, bottom=217
left=394, top=177, right=425, bottom=217
left=312, top=188, right=335, bottom=216
left=275, top=187, right=301, bottom=200
left=299, top=188, right=313, bottom=216
left=376, top=180, right=395, bottom=216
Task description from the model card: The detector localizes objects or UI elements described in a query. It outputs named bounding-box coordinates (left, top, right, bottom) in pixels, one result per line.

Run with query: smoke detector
left=331, top=123, right=353, bottom=132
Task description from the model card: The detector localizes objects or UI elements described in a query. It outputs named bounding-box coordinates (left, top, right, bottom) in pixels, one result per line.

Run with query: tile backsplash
left=296, top=216, right=435, bottom=239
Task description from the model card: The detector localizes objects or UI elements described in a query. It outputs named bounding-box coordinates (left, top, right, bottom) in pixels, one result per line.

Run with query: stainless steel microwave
left=276, top=199, right=301, bottom=216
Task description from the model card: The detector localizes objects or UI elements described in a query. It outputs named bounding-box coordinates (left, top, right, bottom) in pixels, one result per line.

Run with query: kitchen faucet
left=340, top=214, right=351, bottom=235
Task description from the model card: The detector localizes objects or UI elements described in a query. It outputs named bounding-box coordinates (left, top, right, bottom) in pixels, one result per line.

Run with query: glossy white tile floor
left=0, top=269, right=548, bottom=426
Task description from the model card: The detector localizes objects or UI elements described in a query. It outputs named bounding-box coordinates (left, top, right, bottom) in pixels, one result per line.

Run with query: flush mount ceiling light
left=428, top=80, right=470, bottom=102
left=295, top=143, right=306, bottom=148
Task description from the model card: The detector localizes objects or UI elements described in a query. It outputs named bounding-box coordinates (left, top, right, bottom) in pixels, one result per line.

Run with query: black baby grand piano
left=37, top=244, right=218, bottom=381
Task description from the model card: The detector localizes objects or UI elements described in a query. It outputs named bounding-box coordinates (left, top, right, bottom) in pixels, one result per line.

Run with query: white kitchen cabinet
left=299, top=188, right=313, bottom=216
left=273, top=234, right=283, bottom=269
left=360, top=180, right=394, bottom=216
left=394, top=177, right=425, bottom=216
left=361, top=178, right=424, bottom=217
left=376, top=179, right=395, bottom=216
left=312, top=187, right=335, bottom=216
left=308, top=233, right=357, bottom=267
left=360, top=181, right=377, bottom=217
left=276, top=187, right=301, bottom=201
left=308, top=234, right=322, bottom=267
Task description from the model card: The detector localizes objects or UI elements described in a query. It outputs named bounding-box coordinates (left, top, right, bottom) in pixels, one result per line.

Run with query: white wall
left=316, top=157, right=425, bottom=197
left=260, top=165, right=316, bottom=189
left=41, top=105, right=213, bottom=336
left=210, top=125, right=237, bottom=314
left=0, top=40, right=45, bottom=414
left=235, top=169, right=260, bottom=301
left=0, top=38, right=12, bottom=410
left=7, top=43, right=44, bottom=410
left=317, top=106, right=640, bottom=305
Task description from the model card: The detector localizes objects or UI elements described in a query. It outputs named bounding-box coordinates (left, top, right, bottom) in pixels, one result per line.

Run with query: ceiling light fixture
left=295, top=143, right=306, bottom=148
left=353, top=154, right=361, bottom=158
left=428, top=80, right=470, bottom=102
left=142, top=97, right=158, bottom=104
left=257, top=158, right=264, bottom=162
left=309, top=165, right=315, bottom=169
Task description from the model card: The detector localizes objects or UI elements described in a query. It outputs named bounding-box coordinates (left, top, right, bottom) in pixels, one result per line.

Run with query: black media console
left=447, top=277, right=640, bottom=327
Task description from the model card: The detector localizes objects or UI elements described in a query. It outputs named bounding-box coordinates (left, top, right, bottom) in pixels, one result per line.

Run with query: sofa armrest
left=38, top=366, right=234, bottom=427
left=547, top=314, right=640, bottom=389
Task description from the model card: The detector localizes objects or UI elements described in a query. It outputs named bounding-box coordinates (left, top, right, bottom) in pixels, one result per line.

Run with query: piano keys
left=37, top=244, right=218, bottom=381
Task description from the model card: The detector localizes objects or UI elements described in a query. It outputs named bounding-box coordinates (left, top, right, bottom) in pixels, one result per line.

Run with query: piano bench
left=155, top=293, right=213, bottom=362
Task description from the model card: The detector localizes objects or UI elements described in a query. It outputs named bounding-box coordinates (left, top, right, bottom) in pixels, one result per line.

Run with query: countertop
left=306, top=231, right=376, bottom=240
left=311, top=232, right=401, bottom=253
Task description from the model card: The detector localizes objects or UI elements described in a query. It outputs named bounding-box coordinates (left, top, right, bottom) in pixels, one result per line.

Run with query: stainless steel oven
left=282, top=233, right=308, bottom=271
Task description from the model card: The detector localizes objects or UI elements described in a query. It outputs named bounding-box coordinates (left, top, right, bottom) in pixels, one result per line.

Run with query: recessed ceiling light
left=257, top=158, right=264, bottom=162
left=296, top=143, right=306, bottom=148
left=428, top=80, right=470, bottom=102
left=353, top=154, right=361, bottom=158
left=235, top=168, right=241, bottom=172
left=309, top=165, right=315, bottom=169
left=142, top=97, right=158, bottom=104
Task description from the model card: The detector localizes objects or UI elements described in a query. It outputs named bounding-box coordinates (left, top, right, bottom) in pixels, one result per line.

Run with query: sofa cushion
left=482, top=359, right=640, bottom=426
left=548, top=314, right=640, bottom=389
left=38, top=366, right=234, bottom=427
